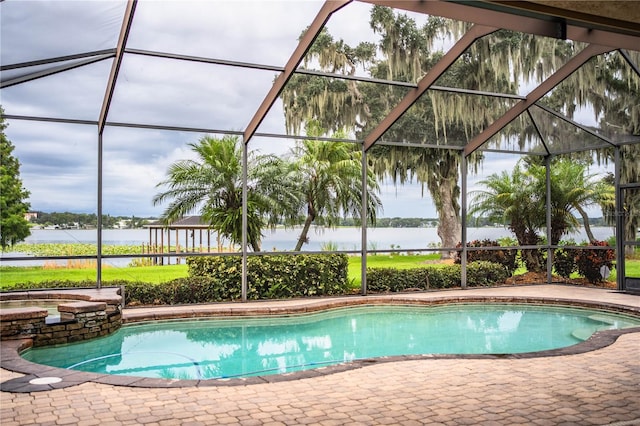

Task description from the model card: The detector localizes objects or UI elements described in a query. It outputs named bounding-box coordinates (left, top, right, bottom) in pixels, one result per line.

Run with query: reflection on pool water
left=22, top=304, right=640, bottom=380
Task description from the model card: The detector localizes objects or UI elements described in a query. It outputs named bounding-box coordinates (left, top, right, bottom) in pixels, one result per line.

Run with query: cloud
left=102, top=128, right=203, bottom=215
left=111, top=55, right=278, bottom=130
left=128, top=0, right=325, bottom=65
left=378, top=179, right=437, bottom=218
left=2, top=1, right=619, bottom=221
left=0, top=0, right=125, bottom=65
left=6, top=120, right=97, bottom=212
left=1, top=60, right=112, bottom=120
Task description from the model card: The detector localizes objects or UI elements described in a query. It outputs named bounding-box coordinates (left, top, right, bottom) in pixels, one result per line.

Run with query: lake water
left=14, top=226, right=614, bottom=252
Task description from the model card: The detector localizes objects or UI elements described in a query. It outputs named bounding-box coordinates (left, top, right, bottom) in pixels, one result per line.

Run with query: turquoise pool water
left=22, top=304, right=640, bottom=380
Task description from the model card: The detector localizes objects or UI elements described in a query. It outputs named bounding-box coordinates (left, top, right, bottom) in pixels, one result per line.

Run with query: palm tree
left=287, top=123, right=382, bottom=251
left=593, top=52, right=640, bottom=252
left=470, top=158, right=614, bottom=272
left=152, top=135, right=299, bottom=251
left=469, top=162, right=545, bottom=271
left=543, top=50, right=639, bottom=252
left=526, top=158, right=614, bottom=244
left=602, top=144, right=640, bottom=254
left=281, top=7, right=566, bottom=258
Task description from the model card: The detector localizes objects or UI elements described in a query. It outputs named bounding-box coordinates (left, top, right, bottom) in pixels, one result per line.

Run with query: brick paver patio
left=2, top=285, right=639, bottom=425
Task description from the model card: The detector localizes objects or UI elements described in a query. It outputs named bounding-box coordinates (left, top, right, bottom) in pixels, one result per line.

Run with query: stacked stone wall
left=0, top=301, right=122, bottom=347
left=0, top=308, right=48, bottom=341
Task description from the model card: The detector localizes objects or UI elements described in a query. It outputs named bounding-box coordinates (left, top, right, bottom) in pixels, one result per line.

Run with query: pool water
left=22, top=304, right=640, bottom=380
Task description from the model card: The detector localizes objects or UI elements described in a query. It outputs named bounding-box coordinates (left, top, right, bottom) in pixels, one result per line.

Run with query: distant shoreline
left=16, top=226, right=616, bottom=249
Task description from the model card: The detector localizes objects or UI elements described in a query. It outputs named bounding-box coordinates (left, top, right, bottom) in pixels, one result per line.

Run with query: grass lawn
left=0, top=254, right=442, bottom=289
left=0, top=265, right=189, bottom=288
left=347, top=253, right=443, bottom=285
left=620, top=259, right=640, bottom=279
left=1, top=254, right=639, bottom=290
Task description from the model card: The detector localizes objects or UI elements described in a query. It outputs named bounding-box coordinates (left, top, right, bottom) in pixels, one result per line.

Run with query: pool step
left=587, top=314, right=616, bottom=325
left=571, top=328, right=595, bottom=341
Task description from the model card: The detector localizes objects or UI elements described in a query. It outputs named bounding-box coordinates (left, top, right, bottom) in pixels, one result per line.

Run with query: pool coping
left=2, top=290, right=640, bottom=393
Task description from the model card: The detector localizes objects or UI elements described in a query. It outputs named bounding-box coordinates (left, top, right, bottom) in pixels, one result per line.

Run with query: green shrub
left=124, top=281, right=166, bottom=305
left=186, top=253, right=349, bottom=300
left=455, top=239, right=518, bottom=274
left=424, top=265, right=460, bottom=289
left=553, top=247, right=576, bottom=279
left=126, top=275, right=258, bottom=305
left=366, top=261, right=508, bottom=292
left=575, top=240, right=615, bottom=283
left=366, top=268, right=430, bottom=292
left=168, top=276, right=235, bottom=304
left=466, top=261, right=509, bottom=286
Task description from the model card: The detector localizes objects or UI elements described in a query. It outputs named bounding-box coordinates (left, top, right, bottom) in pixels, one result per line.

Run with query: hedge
left=552, top=240, right=616, bottom=283
left=575, top=241, right=615, bottom=283
left=455, top=239, right=518, bottom=274
left=367, top=261, right=509, bottom=292
left=2, top=258, right=509, bottom=305
left=186, top=253, right=350, bottom=299
left=553, top=247, right=576, bottom=279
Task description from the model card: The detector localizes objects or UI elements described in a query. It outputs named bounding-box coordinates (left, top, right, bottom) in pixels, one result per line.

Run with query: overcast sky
left=1, top=0, right=614, bottom=219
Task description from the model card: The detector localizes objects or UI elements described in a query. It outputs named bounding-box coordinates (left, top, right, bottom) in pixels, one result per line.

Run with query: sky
left=0, top=0, right=617, bottom=219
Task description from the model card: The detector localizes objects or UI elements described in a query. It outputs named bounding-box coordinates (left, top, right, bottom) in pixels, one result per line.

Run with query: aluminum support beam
left=98, top=0, right=137, bottom=135
left=358, top=0, right=640, bottom=51
left=97, top=132, right=104, bottom=288
left=614, top=147, right=625, bottom=291
left=2, top=115, right=97, bottom=126
left=243, top=0, right=352, bottom=144
left=486, top=0, right=640, bottom=38
left=1, top=54, right=114, bottom=89
left=2, top=114, right=359, bottom=143
left=460, top=154, right=468, bottom=289
left=297, top=68, right=526, bottom=100
left=96, top=0, right=137, bottom=288
left=533, top=103, right=615, bottom=147
left=360, top=145, right=368, bottom=296
left=619, top=49, right=640, bottom=78
left=545, top=156, right=553, bottom=283
left=1, top=49, right=116, bottom=71
left=565, top=27, right=640, bottom=51
left=360, top=0, right=564, bottom=38
left=125, top=48, right=284, bottom=73
left=241, top=143, right=248, bottom=302
left=526, top=109, right=551, bottom=156
left=464, top=43, right=612, bottom=156
left=363, top=24, right=497, bottom=151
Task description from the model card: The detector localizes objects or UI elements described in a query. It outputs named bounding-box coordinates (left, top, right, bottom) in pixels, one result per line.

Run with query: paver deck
left=2, top=285, right=639, bottom=425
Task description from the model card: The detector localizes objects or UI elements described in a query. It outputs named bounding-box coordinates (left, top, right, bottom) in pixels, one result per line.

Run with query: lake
left=0, top=226, right=615, bottom=267
left=17, top=226, right=615, bottom=252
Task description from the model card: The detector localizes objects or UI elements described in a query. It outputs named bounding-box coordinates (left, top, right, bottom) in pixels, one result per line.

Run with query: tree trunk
left=625, top=223, right=637, bottom=256
left=249, top=235, right=261, bottom=252
left=576, top=206, right=595, bottom=242
left=518, top=228, right=545, bottom=273
left=436, top=180, right=461, bottom=259
left=295, top=209, right=315, bottom=251
left=624, top=191, right=638, bottom=255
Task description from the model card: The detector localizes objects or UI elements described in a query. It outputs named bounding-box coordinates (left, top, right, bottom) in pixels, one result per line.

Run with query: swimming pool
left=21, top=304, right=640, bottom=380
